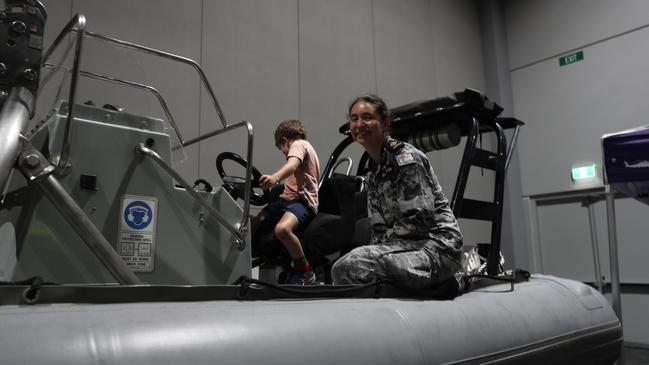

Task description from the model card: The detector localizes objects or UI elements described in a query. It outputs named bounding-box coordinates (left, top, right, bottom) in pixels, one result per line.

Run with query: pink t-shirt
left=280, top=139, right=320, bottom=213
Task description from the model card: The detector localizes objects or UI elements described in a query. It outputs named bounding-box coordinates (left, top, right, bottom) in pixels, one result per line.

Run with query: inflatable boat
left=0, top=2, right=622, bottom=364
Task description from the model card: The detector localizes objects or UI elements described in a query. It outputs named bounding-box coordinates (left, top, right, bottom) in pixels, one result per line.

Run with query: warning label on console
left=118, top=195, right=157, bottom=272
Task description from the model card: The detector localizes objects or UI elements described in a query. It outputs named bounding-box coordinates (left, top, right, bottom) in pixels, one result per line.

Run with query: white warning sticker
left=119, top=195, right=157, bottom=272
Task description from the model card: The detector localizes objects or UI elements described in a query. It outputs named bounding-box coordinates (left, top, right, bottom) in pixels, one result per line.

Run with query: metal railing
left=0, top=87, right=33, bottom=196
left=38, top=14, right=254, bottom=246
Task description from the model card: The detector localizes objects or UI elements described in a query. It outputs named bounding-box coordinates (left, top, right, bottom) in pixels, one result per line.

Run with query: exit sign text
left=559, top=51, right=584, bottom=66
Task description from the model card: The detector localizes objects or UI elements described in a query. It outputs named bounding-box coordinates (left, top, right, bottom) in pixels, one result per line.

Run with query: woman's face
left=349, top=101, right=388, bottom=149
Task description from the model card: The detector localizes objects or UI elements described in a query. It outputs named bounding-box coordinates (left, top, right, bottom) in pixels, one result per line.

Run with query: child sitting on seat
left=252, top=119, right=320, bottom=285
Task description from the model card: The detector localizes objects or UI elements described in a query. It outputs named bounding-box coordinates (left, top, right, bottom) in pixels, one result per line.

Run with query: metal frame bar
left=487, top=122, right=507, bottom=275
left=40, top=65, right=255, bottom=231
left=41, top=63, right=184, bottom=145
left=321, top=135, right=354, bottom=181
left=15, top=136, right=140, bottom=284
left=328, top=157, right=353, bottom=178
left=40, top=14, right=86, bottom=172
left=586, top=198, right=604, bottom=292
left=180, top=121, right=255, bottom=228
left=39, top=17, right=255, bottom=236
left=505, top=125, right=521, bottom=172
left=38, top=174, right=142, bottom=284
left=451, top=118, right=479, bottom=215
left=522, top=197, right=543, bottom=272
left=83, top=30, right=228, bottom=131
left=605, top=188, right=623, bottom=323
left=605, top=187, right=626, bottom=365
left=527, top=186, right=623, bottom=334
left=0, top=87, right=34, bottom=196
left=136, top=143, right=246, bottom=249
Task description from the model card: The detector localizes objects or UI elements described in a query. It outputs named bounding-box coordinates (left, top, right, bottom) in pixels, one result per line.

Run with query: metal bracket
left=16, top=136, right=55, bottom=182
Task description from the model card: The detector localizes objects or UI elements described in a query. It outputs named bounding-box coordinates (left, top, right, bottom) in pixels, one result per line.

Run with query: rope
left=233, top=275, right=458, bottom=300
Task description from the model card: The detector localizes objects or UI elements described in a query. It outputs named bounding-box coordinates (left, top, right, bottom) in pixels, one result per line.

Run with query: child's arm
left=259, top=156, right=301, bottom=190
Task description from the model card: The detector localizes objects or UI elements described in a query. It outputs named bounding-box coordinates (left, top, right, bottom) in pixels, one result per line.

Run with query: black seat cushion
left=303, top=175, right=369, bottom=261
left=301, top=213, right=353, bottom=260
left=317, top=174, right=363, bottom=216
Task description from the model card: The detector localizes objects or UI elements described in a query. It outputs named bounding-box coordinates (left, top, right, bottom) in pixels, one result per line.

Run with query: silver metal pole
left=605, top=189, right=627, bottom=363
left=181, top=120, right=255, bottom=229
left=0, top=87, right=34, bottom=196
left=42, top=24, right=255, bottom=235
left=57, top=15, right=85, bottom=172
left=505, top=125, right=520, bottom=172
left=41, top=64, right=185, bottom=145
left=604, top=188, right=623, bottom=323
left=136, top=144, right=246, bottom=249
left=586, top=199, right=604, bottom=292
left=327, top=157, right=354, bottom=179
left=84, top=31, right=228, bottom=129
left=39, top=174, right=142, bottom=284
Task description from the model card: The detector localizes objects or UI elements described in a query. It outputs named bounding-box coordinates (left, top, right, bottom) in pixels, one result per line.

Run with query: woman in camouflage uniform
left=331, top=94, right=463, bottom=288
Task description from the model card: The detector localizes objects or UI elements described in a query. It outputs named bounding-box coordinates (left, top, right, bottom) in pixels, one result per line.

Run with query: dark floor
left=623, top=345, right=649, bottom=365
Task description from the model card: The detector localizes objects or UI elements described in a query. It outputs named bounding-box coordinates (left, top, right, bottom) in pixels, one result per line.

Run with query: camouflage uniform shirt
left=332, top=137, right=463, bottom=287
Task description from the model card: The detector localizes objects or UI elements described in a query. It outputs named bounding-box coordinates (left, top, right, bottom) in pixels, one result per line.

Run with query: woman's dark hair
left=347, top=94, right=390, bottom=122
left=274, top=119, right=307, bottom=146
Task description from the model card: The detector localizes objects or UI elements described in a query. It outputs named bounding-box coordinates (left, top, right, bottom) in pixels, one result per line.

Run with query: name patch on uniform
left=395, top=152, right=415, bottom=166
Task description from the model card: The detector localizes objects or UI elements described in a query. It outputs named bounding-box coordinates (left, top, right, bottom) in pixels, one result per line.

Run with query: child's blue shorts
left=263, top=199, right=315, bottom=229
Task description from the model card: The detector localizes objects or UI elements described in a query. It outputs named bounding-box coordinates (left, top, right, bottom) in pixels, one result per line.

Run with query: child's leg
left=273, top=212, right=304, bottom=260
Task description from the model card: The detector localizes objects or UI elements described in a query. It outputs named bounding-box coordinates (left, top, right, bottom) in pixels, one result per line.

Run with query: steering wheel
left=216, top=152, right=270, bottom=206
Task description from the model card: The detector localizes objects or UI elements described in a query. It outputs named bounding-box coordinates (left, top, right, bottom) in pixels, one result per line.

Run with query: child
left=253, top=119, right=320, bottom=285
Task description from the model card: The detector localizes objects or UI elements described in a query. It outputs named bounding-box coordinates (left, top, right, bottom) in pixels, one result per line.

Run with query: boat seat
left=251, top=174, right=368, bottom=283
left=302, top=174, right=368, bottom=261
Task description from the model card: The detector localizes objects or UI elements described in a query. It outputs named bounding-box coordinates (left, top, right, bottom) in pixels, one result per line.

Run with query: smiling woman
left=331, top=94, right=464, bottom=288
left=347, top=94, right=391, bottom=162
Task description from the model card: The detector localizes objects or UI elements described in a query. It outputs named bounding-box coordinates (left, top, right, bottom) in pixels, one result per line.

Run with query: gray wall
left=37, top=0, right=491, bottom=244
left=505, top=0, right=649, bottom=345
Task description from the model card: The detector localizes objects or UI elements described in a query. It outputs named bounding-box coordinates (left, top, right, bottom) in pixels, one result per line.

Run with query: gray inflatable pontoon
left=0, top=275, right=621, bottom=365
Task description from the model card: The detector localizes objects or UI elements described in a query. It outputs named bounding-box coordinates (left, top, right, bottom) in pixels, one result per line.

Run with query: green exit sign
left=559, top=51, right=584, bottom=66
left=571, top=163, right=597, bottom=181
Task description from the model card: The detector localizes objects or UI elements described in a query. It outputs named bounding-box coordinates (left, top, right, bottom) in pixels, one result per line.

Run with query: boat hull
left=0, top=275, right=621, bottom=365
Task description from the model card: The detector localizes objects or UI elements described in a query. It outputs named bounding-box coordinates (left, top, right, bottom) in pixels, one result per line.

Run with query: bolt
left=23, top=153, right=40, bottom=168
left=198, top=210, right=206, bottom=225
left=24, top=68, right=37, bottom=80
left=11, top=21, right=26, bottom=34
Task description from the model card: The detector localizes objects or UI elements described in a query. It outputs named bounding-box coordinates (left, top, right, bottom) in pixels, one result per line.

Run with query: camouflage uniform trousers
left=331, top=240, right=460, bottom=288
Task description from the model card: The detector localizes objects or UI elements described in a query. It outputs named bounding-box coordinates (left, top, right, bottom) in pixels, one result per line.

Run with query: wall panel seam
left=297, top=0, right=301, bottom=120
left=510, top=22, right=649, bottom=73
left=370, top=0, right=377, bottom=94
left=198, top=0, right=205, bottom=173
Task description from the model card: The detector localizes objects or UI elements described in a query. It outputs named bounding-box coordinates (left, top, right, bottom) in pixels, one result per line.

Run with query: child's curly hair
left=274, top=119, right=307, bottom=147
